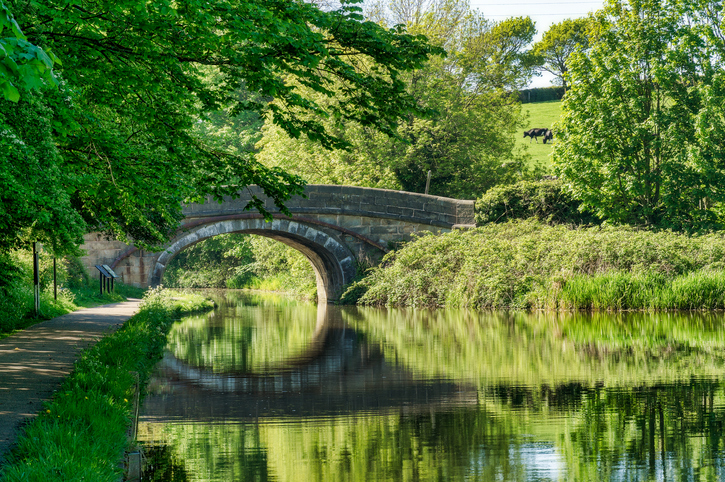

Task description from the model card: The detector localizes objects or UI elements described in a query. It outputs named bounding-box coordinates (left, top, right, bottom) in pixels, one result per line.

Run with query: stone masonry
left=80, top=185, right=476, bottom=302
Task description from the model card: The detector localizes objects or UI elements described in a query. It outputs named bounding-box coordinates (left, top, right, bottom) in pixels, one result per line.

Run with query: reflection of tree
left=562, top=380, right=725, bottom=481
left=343, top=307, right=725, bottom=388
left=142, top=444, right=190, bottom=482
left=141, top=295, right=725, bottom=481
left=139, top=423, right=269, bottom=482
left=166, top=296, right=318, bottom=373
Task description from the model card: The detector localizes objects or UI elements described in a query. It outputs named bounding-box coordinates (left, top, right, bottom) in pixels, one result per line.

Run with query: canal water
left=138, top=291, right=725, bottom=481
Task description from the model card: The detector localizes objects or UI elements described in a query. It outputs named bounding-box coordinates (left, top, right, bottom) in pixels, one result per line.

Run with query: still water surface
left=138, top=291, right=725, bottom=481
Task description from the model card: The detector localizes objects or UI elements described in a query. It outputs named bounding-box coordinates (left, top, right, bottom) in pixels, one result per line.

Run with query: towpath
left=0, top=299, right=142, bottom=466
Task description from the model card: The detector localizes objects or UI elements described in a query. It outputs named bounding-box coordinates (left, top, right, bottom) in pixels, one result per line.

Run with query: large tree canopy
left=552, top=0, right=725, bottom=231
left=2, top=0, right=441, bottom=253
left=257, top=0, right=539, bottom=199
left=531, top=17, right=590, bottom=90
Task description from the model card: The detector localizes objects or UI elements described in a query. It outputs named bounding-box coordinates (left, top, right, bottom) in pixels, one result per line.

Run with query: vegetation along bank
left=0, top=250, right=145, bottom=339
left=0, top=289, right=213, bottom=482
left=343, top=219, right=725, bottom=311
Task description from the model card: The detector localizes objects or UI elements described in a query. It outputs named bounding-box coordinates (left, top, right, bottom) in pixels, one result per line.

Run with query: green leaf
left=0, top=79, right=19, bottom=102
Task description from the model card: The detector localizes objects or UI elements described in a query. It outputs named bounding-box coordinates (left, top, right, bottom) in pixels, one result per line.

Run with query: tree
left=3, top=0, right=442, bottom=253
left=0, top=1, right=58, bottom=102
left=531, top=18, right=590, bottom=90
left=257, top=0, right=539, bottom=199
left=552, top=0, right=725, bottom=231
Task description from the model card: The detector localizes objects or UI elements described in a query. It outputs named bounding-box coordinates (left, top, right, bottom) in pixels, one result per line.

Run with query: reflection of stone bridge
left=141, top=307, right=477, bottom=420
left=80, top=186, right=476, bottom=302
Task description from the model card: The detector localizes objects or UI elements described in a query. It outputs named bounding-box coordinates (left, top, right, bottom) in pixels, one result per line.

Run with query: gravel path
left=0, top=299, right=142, bottom=466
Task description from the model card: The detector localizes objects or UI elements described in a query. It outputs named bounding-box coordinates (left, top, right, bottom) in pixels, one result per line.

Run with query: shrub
left=475, top=179, right=600, bottom=226
left=358, top=220, right=725, bottom=310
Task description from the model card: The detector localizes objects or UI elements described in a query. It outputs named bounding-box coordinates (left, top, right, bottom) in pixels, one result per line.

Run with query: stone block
left=367, top=200, right=388, bottom=213
left=371, top=226, right=401, bottom=235
left=318, top=214, right=339, bottom=225
left=315, top=185, right=344, bottom=194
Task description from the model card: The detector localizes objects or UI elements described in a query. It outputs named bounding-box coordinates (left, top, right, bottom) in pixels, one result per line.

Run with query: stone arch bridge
left=81, top=185, right=476, bottom=303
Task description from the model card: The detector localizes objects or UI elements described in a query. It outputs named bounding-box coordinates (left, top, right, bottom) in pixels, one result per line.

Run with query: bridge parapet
left=184, top=185, right=475, bottom=229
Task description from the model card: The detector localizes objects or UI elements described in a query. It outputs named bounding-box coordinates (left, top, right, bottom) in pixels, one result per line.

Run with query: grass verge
left=0, top=288, right=214, bottom=482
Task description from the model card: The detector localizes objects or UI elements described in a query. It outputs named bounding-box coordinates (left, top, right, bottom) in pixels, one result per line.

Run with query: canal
left=138, top=290, right=725, bottom=481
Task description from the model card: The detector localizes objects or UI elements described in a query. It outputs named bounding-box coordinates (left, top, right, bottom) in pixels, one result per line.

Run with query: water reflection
left=139, top=292, right=725, bottom=481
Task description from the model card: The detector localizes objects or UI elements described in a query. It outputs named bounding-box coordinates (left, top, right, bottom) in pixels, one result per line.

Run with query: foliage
left=355, top=219, right=725, bottom=309
left=552, top=0, right=725, bottom=231
left=3, top=0, right=442, bottom=254
left=518, top=86, right=566, bottom=103
left=0, top=289, right=213, bottom=481
left=163, top=234, right=254, bottom=289
left=257, top=0, right=538, bottom=199
left=475, top=179, right=600, bottom=225
left=0, top=248, right=144, bottom=337
left=531, top=17, right=591, bottom=90
left=163, top=233, right=317, bottom=299
left=0, top=0, right=58, bottom=102
left=0, top=91, right=86, bottom=255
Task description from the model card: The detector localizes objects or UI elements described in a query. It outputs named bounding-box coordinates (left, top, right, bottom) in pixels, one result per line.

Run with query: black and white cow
left=542, top=129, right=554, bottom=144
left=523, top=128, right=548, bottom=143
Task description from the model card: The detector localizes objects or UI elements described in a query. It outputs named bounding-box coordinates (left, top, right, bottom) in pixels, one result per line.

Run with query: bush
left=475, top=179, right=600, bottom=226
left=357, top=220, right=725, bottom=310
left=518, top=87, right=565, bottom=103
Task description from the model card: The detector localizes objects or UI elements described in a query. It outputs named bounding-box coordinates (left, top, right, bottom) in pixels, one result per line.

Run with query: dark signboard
left=102, top=264, right=120, bottom=278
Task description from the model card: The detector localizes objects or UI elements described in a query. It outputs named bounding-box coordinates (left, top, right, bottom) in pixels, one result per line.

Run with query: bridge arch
left=150, top=217, right=356, bottom=304
left=83, top=185, right=477, bottom=303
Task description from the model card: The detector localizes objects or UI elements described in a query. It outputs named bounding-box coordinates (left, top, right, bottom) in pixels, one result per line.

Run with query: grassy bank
left=347, top=220, right=725, bottom=311
left=0, top=288, right=213, bottom=482
left=0, top=250, right=146, bottom=339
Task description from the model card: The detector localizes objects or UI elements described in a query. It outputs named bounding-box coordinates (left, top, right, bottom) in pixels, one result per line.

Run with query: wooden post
left=53, top=257, right=57, bottom=301
left=33, top=242, right=40, bottom=316
left=424, top=170, right=432, bottom=195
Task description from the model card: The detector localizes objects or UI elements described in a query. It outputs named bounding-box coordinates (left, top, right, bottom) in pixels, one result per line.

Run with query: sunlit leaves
left=553, top=0, right=725, bottom=231
left=0, top=1, right=58, bottom=102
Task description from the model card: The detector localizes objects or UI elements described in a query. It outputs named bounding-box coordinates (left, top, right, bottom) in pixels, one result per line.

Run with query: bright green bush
left=475, top=179, right=599, bottom=226
left=0, top=289, right=213, bottom=481
left=354, top=220, right=725, bottom=310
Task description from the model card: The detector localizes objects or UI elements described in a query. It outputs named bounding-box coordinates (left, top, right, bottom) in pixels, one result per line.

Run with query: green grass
left=0, top=288, right=214, bottom=482
left=0, top=281, right=147, bottom=341
left=0, top=249, right=147, bottom=339
left=517, top=100, right=562, bottom=170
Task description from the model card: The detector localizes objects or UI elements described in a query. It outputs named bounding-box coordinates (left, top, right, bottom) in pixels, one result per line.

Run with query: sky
left=468, top=0, right=605, bottom=87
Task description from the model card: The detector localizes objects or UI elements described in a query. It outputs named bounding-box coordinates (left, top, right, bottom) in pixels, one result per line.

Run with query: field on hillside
left=517, top=100, right=562, bottom=171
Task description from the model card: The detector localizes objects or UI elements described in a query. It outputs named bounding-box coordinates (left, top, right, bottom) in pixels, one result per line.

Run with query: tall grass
left=352, top=220, right=725, bottom=311
left=0, top=288, right=213, bottom=482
